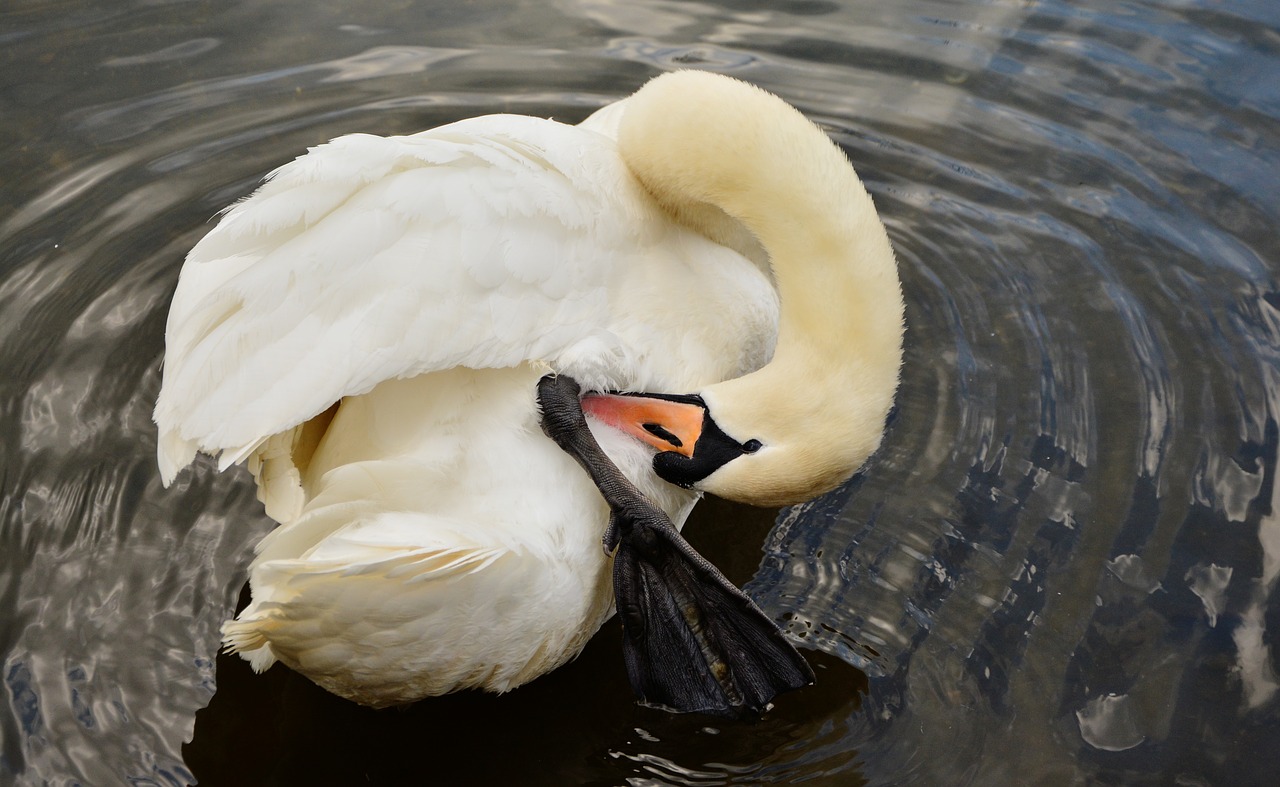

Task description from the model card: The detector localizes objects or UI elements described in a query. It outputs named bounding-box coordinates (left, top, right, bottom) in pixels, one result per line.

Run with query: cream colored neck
left=617, top=70, right=904, bottom=504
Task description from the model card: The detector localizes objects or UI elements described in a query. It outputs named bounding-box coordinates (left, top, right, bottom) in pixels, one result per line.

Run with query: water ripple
left=1, top=0, right=1277, bottom=784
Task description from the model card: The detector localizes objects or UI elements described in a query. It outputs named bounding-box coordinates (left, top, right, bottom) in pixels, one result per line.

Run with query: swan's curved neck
left=617, top=71, right=904, bottom=503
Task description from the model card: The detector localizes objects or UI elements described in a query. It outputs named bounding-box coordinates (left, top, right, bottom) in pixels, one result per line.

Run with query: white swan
left=155, top=71, right=903, bottom=710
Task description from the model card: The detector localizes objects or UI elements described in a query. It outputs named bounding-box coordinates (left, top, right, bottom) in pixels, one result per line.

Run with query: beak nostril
left=642, top=422, right=683, bottom=448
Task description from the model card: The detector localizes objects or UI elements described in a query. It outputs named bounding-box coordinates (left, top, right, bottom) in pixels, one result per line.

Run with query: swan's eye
left=742, top=439, right=762, bottom=454
left=643, top=422, right=683, bottom=448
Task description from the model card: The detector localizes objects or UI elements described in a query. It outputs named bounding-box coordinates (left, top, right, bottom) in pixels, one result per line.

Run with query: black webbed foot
left=609, top=502, right=814, bottom=716
left=537, top=374, right=814, bottom=717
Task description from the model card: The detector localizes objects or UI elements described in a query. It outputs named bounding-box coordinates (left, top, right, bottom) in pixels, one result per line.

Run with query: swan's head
left=582, top=365, right=893, bottom=508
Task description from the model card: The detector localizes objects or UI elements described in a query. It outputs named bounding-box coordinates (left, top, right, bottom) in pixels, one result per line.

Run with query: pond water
left=2, top=0, right=1278, bottom=784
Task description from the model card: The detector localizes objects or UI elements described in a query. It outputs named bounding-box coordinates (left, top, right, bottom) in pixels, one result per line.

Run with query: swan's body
left=156, top=72, right=903, bottom=708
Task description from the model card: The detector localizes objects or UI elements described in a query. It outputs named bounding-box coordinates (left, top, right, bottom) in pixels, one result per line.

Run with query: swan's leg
left=536, top=374, right=813, bottom=716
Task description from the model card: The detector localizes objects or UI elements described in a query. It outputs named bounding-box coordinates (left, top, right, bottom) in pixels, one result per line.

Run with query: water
left=2, top=0, right=1277, bottom=784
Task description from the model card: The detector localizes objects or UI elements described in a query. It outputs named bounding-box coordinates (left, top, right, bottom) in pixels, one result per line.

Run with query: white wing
left=155, top=113, right=777, bottom=483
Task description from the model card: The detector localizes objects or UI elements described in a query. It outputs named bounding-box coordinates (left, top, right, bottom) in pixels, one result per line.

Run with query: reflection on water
left=2, top=0, right=1278, bottom=784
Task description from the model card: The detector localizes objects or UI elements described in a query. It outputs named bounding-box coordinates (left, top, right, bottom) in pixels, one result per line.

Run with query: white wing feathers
left=155, top=116, right=646, bottom=483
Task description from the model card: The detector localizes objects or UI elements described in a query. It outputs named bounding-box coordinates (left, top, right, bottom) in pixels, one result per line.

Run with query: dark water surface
left=2, top=0, right=1278, bottom=784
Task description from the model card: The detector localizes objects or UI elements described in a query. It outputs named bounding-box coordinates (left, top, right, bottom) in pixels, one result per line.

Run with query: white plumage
left=156, top=71, right=902, bottom=708
left=157, top=117, right=778, bottom=485
left=158, top=92, right=779, bottom=706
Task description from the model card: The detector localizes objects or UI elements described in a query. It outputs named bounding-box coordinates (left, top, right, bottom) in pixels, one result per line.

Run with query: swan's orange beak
left=581, top=393, right=705, bottom=457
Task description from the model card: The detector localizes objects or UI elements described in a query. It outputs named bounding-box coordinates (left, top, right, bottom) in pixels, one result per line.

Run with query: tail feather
left=221, top=616, right=279, bottom=673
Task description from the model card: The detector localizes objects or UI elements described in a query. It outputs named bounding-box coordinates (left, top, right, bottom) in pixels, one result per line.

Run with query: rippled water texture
left=2, top=0, right=1278, bottom=784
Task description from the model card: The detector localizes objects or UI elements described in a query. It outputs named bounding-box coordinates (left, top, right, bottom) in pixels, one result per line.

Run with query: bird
left=154, top=70, right=904, bottom=712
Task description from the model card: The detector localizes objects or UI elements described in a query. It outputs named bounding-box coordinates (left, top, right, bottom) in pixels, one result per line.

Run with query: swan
left=155, top=70, right=904, bottom=713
